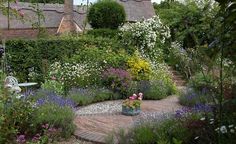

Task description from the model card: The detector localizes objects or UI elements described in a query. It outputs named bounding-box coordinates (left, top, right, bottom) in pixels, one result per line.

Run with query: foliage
left=0, top=73, right=36, bottom=143
left=167, top=42, right=194, bottom=78
left=150, top=63, right=177, bottom=95
left=5, top=36, right=121, bottom=83
left=86, top=28, right=119, bottom=39
left=102, top=67, right=132, bottom=96
left=69, top=46, right=129, bottom=70
left=115, top=118, right=189, bottom=144
left=41, top=80, right=64, bottom=95
left=179, top=87, right=214, bottom=107
left=154, top=0, right=220, bottom=48
left=67, top=87, right=118, bottom=106
left=33, top=103, right=75, bottom=139
left=45, top=61, right=96, bottom=92
left=122, top=93, right=143, bottom=109
left=119, top=16, right=170, bottom=61
left=127, top=52, right=152, bottom=81
left=87, top=0, right=126, bottom=29
left=215, top=0, right=236, bottom=64
left=188, top=72, right=217, bottom=92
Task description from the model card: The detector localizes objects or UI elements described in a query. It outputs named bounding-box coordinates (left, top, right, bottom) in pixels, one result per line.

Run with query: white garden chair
left=4, top=76, right=21, bottom=93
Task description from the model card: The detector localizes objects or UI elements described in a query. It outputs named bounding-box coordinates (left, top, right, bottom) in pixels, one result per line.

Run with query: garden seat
left=4, top=76, right=21, bottom=93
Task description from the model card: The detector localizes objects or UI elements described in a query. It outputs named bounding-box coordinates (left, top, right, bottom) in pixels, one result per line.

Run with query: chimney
left=57, top=0, right=80, bottom=33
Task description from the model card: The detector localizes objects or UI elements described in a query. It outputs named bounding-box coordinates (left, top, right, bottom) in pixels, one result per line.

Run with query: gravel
left=76, top=100, right=123, bottom=115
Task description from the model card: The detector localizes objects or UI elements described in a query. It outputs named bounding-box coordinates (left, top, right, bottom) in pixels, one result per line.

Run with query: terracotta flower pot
left=122, top=105, right=141, bottom=116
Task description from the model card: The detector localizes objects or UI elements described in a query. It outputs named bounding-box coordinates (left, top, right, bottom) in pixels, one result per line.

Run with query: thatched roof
left=0, top=0, right=155, bottom=29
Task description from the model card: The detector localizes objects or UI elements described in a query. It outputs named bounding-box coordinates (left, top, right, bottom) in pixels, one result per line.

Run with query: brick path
left=73, top=96, right=182, bottom=144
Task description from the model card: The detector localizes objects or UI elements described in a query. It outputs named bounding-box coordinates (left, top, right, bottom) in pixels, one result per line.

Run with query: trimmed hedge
left=87, top=0, right=126, bottom=29
left=5, top=36, right=122, bottom=83
left=86, top=28, right=119, bottom=38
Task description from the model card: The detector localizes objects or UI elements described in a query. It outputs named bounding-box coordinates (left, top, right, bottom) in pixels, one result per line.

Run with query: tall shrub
left=87, top=0, right=126, bottom=29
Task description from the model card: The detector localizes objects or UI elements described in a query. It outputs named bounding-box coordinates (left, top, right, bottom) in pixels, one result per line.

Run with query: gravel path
left=76, top=100, right=123, bottom=115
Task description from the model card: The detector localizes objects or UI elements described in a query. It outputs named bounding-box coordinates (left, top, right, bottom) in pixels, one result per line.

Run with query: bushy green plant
left=179, top=88, right=214, bottom=107
left=151, top=63, right=177, bottom=95
left=86, top=28, right=119, bottom=38
left=116, top=118, right=189, bottom=144
left=33, top=104, right=75, bottom=139
left=144, top=80, right=169, bottom=100
left=188, top=72, right=216, bottom=92
left=6, top=36, right=121, bottom=83
left=68, top=87, right=120, bottom=106
left=0, top=93, right=36, bottom=143
left=87, top=0, right=126, bottom=29
left=41, top=80, right=64, bottom=95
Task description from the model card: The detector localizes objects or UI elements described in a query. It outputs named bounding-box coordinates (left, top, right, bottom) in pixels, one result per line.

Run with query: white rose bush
left=119, top=16, right=171, bottom=61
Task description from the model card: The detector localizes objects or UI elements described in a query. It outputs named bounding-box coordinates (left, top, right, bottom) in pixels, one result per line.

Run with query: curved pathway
left=74, top=96, right=182, bottom=144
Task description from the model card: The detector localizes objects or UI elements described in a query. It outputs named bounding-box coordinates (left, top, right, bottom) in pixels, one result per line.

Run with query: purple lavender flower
left=192, top=103, right=212, bottom=113
left=32, top=133, right=41, bottom=142
left=34, top=90, right=76, bottom=108
left=16, top=134, right=26, bottom=143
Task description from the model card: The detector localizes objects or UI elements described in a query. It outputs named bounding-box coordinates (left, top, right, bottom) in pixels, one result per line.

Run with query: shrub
left=179, top=87, right=214, bottom=107
left=102, top=67, right=132, bottom=96
left=67, top=87, right=120, bottom=106
left=87, top=0, right=126, bottom=29
left=150, top=63, right=177, bottom=95
left=119, top=16, right=170, bottom=61
left=33, top=104, right=75, bottom=139
left=6, top=36, right=121, bottom=83
left=167, top=42, right=195, bottom=78
left=86, top=28, right=119, bottom=38
left=188, top=72, right=216, bottom=92
left=143, top=80, right=169, bottom=100
left=0, top=90, right=36, bottom=143
left=127, top=52, right=152, bottom=81
left=115, top=118, right=189, bottom=144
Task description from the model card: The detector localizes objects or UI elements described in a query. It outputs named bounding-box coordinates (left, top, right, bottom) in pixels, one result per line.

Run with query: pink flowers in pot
left=129, top=93, right=143, bottom=101
left=123, top=93, right=143, bottom=109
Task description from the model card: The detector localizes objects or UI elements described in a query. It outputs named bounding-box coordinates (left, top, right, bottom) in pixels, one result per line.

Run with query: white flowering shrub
left=42, top=61, right=101, bottom=94
left=120, top=16, right=170, bottom=61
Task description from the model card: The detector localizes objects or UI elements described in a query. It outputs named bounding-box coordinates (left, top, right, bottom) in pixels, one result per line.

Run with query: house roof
left=0, top=0, right=155, bottom=29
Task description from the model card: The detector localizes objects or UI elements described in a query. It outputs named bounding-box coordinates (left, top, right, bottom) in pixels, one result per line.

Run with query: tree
left=87, top=0, right=126, bottom=29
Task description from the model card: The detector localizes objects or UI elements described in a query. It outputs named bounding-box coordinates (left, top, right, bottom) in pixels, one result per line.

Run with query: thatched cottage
left=0, top=0, right=155, bottom=39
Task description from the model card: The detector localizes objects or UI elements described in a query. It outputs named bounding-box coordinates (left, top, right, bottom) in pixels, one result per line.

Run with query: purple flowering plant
left=102, top=67, right=132, bottom=96
left=34, top=90, right=76, bottom=109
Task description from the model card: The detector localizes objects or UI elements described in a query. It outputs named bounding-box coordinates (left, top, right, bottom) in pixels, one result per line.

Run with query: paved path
left=74, top=96, right=182, bottom=144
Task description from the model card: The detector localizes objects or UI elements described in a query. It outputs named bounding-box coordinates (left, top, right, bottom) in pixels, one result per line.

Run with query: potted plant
left=122, top=93, right=143, bottom=116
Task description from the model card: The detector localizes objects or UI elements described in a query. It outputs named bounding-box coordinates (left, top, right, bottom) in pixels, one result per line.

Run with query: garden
left=0, top=0, right=236, bottom=144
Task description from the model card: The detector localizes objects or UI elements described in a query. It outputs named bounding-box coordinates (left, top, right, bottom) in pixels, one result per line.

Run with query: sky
left=74, top=0, right=162, bottom=5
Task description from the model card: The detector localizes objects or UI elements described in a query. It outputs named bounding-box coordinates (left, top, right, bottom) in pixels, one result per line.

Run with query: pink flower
left=129, top=96, right=135, bottom=100
left=18, top=10, right=24, bottom=17
left=138, top=97, right=142, bottom=100
left=51, top=76, right=56, bottom=80
left=132, top=93, right=137, bottom=98
left=42, top=124, right=49, bottom=129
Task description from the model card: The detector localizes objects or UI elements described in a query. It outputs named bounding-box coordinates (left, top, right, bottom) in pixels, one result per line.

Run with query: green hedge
left=86, top=28, right=119, bottom=38
left=5, top=36, right=122, bottom=83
